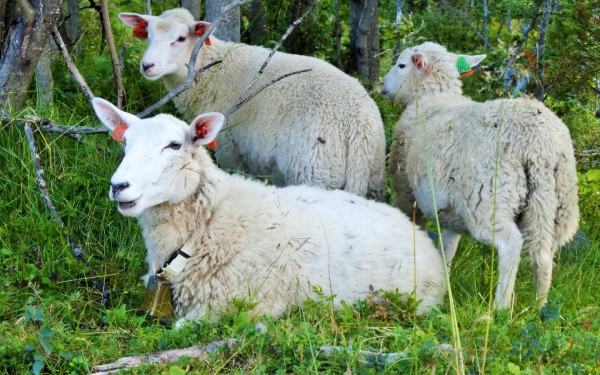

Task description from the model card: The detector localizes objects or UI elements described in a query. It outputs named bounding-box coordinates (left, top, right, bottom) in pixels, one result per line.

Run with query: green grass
left=1, top=96, right=599, bottom=374
left=1, top=114, right=599, bottom=375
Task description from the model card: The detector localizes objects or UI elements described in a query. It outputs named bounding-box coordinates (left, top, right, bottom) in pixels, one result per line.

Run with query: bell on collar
left=140, top=274, right=175, bottom=326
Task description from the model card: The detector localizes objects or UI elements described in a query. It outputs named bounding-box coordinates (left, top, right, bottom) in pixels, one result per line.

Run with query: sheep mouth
left=118, top=198, right=140, bottom=210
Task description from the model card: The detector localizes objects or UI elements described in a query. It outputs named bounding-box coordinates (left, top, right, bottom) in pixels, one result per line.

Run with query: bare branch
left=52, top=27, right=95, bottom=103
left=22, top=121, right=110, bottom=308
left=23, top=122, right=65, bottom=225
left=222, top=0, right=253, bottom=13
left=91, top=340, right=235, bottom=374
left=135, top=60, right=222, bottom=118
left=100, top=0, right=126, bottom=108
left=503, top=0, right=542, bottom=74
left=16, top=0, right=34, bottom=22
left=224, top=69, right=312, bottom=118
left=232, top=0, right=321, bottom=109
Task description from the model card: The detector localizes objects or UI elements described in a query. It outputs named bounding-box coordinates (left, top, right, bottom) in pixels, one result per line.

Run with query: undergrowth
left=1, top=98, right=599, bottom=374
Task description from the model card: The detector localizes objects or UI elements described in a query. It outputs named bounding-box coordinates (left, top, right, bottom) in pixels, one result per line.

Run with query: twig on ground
left=91, top=340, right=235, bottom=374
left=22, top=121, right=110, bottom=308
left=52, top=27, right=95, bottom=103
left=100, top=0, right=126, bottom=108
left=319, top=343, right=455, bottom=365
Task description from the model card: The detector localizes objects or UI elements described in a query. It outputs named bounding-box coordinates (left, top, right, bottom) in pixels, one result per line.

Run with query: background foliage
left=1, top=0, right=599, bottom=373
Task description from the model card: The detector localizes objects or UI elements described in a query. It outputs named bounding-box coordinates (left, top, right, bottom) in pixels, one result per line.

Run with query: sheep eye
left=398, top=63, right=406, bottom=69
left=177, top=36, right=186, bottom=43
left=166, top=141, right=181, bottom=150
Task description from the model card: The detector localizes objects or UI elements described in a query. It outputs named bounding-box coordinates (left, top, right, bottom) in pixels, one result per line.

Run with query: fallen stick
left=91, top=340, right=234, bottom=374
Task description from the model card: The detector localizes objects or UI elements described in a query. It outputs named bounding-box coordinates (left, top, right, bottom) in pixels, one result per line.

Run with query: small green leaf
left=585, top=169, right=600, bottom=182
left=32, top=354, right=45, bottom=375
left=507, top=362, right=520, bottom=374
left=38, top=327, right=54, bottom=355
left=169, top=365, right=187, bottom=375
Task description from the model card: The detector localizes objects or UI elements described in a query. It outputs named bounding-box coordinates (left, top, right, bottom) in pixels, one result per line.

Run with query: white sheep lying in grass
left=92, top=97, right=447, bottom=322
left=118, top=8, right=386, bottom=200
left=381, top=42, right=579, bottom=309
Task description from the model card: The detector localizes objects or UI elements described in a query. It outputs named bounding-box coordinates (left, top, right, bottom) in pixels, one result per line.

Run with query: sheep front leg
left=493, top=222, right=524, bottom=309
left=441, top=230, right=461, bottom=265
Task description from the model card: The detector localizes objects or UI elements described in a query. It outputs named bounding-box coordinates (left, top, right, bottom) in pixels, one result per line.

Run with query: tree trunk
left=535, top=0, right=553, bottom=101
left=206, top=0, right=241, bottom=42
left=349, top=0, right=379, bottom=84
left=247, top=0, right=266, bottom=45
left=35, top=41, right=54, bottom=109
left=65, top=0, right=80, bottom=45
left=0, top=0, right=64, bottom=112
left=181, top=0, right=203, bottom=19
left=393, top=0, right=403, bottom=57
left=334, top=0, right=342, bottom=68
left=482, top=0, right=489, bottom=51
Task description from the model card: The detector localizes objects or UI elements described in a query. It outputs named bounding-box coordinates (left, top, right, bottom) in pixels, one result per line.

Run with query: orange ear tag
left=132, top=19, right=148, bottom=39
left=194, top=24, right=212, bottom=46
left=111, top=122, right=127, bottom=142
left=195, top=120, right=217, bottom=149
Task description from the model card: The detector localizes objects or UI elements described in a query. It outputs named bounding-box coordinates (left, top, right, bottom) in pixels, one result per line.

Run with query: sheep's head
left=92, top=98, right=224, bottom=217
left=118, top=8, right=212, bottom=80
left=381, top=42, right=486, bottom=105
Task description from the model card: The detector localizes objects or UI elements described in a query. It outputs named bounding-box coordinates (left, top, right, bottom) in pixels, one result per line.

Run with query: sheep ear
left=91, top=98, right=138, bottom=137
left=190, top=112, right=225, bottom=148
left=411, top=53, right=431, bottom=74
left=192, top=21, right=213, bottom=46
left=118, top=13, right=149, bottom=39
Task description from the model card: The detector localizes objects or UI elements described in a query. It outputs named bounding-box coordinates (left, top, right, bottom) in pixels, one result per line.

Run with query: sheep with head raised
left=118, top=8, right=386, bottom=200
left=381, top=41, right=579, bottom=309
left=92, top=97, right=447, bottom=323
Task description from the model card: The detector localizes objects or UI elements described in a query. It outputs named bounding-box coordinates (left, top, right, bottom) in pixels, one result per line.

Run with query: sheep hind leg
left=531, top=245, right=555, bottom=308
left=492, top=222, right=524, bottom=310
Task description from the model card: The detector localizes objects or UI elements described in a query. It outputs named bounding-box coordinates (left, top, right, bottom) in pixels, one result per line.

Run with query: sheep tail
left=552, top=150, right=579, bottom=248
left=520, top=150, right=579, bottom=256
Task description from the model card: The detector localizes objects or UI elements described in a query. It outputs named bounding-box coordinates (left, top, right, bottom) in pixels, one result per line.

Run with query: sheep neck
left=137, top=162, right=226, bottom=269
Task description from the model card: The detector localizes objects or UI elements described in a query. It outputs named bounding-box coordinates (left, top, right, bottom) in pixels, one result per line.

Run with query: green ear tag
left=456, top=56, right=472, bottom=74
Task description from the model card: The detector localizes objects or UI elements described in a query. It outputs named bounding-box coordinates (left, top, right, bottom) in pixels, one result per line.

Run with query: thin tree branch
left=135, top=60, right=223, bottom=118
left=503, top=0, right=542, bottom=75
left=224, top=69, right=312, bottom=118
left=16, top=0, right=34, bottom=22
left=22, top=121, right=110, bottom=309
left=23, top=122, right=65, bottom=225
left=91, top=340, right=235, bottom=374
left=231, top=0, right=321, bottom=111
left=100, top=0, right=126, bottom=108
left=52, top=26, right=95, bottom=103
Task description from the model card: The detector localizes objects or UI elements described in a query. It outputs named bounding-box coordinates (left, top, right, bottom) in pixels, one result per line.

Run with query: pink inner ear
left=411, top=54, right=431, bottom=74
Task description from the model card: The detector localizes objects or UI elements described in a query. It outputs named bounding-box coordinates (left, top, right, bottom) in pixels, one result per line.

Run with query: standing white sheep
left=92, top=97, right=447, bottom=322
left=118, top=8, right=386, bottom=200
left=381, top=42, right=579, bottom=309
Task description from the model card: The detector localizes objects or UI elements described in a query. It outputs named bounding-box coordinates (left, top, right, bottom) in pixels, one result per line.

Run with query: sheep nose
left=142, top=62, right=155, bottom=72
left=111, top=182, right=130, bottom=196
